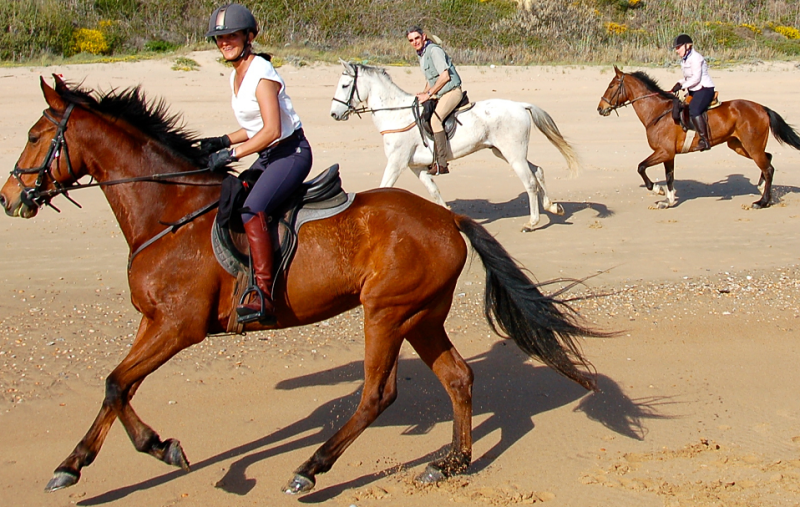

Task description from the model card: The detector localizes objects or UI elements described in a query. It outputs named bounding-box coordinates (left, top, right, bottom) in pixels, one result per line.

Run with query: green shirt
left=417, top=42, right=461, bottom=96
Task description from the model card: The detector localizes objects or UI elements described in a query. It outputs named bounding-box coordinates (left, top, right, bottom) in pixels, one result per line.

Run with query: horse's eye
left=28, top=132, right=39, bottom=143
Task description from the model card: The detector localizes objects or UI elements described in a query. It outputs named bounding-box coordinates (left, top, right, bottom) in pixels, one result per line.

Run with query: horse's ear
left=40, top=76, right=66, bottom=111
left=339, top=59, right=355, bottom=76
left=613, top=65, right=622, bottom=76
left=52, top=73, right=69, bottom=94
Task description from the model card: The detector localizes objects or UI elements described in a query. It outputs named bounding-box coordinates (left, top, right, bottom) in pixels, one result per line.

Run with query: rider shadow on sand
left=645, top=173, right=800, bottom=207
left=449, top=193, right=613, bottom=230
left=78, top=342, right=672, bottom=506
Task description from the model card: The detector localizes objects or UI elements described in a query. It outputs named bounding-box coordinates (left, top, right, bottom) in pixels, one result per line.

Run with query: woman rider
left=670, top=34, right=714, bottom=151
left=200, top=3, right=312, bottom=324
left=406, top=26, right=464, bottom=176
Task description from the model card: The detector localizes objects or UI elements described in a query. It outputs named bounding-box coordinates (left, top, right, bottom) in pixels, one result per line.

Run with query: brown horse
left=1, top=76, right=605, bottom=495
left=598, top=66, right=800, bottom=209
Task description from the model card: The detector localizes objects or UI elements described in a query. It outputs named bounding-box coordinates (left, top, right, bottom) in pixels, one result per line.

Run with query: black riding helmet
left=206, top=4, right=258, bottom=38
left=673, top=33, right=693, bottom=48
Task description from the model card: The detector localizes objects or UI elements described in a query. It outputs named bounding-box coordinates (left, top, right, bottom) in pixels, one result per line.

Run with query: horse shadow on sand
left=79, top=341, right=673, bottom=505
left=449, top=192, right=613, bottom=231
left=644, top=173, right=800, bottom=207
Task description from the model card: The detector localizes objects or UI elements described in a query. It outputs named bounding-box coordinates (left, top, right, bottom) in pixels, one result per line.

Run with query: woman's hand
left=196, top=135, right=230, bottom=155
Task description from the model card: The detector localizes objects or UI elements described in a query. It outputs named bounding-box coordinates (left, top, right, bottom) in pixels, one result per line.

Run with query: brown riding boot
left=692, top=114, right=711, bottom=151
left=236, top=211, right=276, bottom=324
left=427, top=131, right=450, bottom=175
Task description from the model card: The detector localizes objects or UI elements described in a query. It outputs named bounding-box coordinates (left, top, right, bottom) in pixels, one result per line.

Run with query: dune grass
left=2, top=0, right=799, bottom=66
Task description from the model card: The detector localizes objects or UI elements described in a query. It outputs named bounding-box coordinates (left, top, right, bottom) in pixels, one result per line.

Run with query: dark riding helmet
left=673, top=33, right=693, bottom=48
left=206, top=4, right=258, bottom=38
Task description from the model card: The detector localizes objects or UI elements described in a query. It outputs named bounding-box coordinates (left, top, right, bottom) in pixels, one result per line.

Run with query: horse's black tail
left=766, top=107, right=800, bottom=150
left=455, top=214, right=609, bottom=391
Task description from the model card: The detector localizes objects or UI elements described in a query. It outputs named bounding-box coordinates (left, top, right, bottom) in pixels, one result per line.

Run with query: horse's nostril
left=0, top=194, right=6, bottom=209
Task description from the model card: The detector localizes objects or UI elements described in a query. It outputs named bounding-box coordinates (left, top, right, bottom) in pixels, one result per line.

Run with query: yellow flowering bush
left=71, top=28, right=110, bottom=55
left=605, top=22, right=628, bottom=36
left=740, top=23, right=761, bottom=35
left=774, top=25, right=800, bottom=39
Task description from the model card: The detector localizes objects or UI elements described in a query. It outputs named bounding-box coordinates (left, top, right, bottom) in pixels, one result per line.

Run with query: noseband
left=11, top=103, right=80, bottom=211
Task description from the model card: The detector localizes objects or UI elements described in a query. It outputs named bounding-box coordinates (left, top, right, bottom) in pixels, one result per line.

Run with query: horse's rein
left=11, top=103, right=220, bottom=212
left=334, top=66, right=417, bottom=120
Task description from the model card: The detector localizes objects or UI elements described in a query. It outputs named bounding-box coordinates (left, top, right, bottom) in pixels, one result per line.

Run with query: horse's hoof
left=45, top=469, right=80, bottom=492
left=283, top=474, right=315, bottom=495
left=521, top=223, right=536, bottom=233
left=415, top=464, right=447, bottom=484
left=750, top=201, right=768, bottom=210
left=163, top=439, right=191, bottom=471
left=553, top=203, right=565, bottom=216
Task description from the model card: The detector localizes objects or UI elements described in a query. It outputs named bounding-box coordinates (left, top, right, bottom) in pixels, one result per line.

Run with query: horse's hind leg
left=406, top=325, right=474, bottom=483
left=284, top=325, right=403, bottom=494
left=727, top=138, right=774, bottom=207
left=492, top=147, right=543, bottom=232
left=45, top=317, right=200, bottom=491
left=530, top=162, right=564, bottom=216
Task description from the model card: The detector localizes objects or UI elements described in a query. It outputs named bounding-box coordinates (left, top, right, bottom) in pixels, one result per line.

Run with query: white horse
left=330, top=61, right=580, bottom=232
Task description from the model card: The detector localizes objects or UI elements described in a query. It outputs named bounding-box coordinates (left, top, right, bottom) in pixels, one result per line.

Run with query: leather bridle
left=10, top=103, right=218, bottom=213
left=599, top=73, right=660, bottom=115
left=10, top=101, right=222, bottom=269
left=332, top=66, right=418, bottom=119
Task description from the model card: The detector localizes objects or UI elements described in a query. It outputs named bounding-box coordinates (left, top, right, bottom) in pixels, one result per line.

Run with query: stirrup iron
left=236, top=285, right=276, bottom=325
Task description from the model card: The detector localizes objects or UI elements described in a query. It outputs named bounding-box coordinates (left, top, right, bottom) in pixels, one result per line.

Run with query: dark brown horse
left=598, top=66, right=800, bottom=209
left=1, top=76, right=605, bottom=495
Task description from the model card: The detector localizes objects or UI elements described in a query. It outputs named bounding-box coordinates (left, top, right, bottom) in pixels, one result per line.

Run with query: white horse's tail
left=525, top=105, right=580, bottom=176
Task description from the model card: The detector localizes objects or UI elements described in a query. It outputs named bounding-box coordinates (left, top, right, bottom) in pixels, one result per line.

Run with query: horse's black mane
left=629, top=71, right=676, bottom=101
left=58, top=82, right=207, bottom=167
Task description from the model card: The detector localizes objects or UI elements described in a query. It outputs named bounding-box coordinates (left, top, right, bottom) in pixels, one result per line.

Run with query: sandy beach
left=1, top=52, right=800, bottom=506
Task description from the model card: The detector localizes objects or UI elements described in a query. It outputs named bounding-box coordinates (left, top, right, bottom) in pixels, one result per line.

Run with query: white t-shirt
left=230, top=56, right=302, bottom=145
left=679, top=49, right=714, bottom=91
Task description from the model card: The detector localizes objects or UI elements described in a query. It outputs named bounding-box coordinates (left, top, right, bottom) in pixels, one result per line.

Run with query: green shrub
left=146, top=39, right=179, bottom=52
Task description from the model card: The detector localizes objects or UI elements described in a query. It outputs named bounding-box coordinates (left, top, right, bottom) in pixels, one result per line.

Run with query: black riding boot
left=237, top=211, right=276, bottom=325
left=428, top=131, right=450, bottom=175
left=692, top=114, right=711, bottom=151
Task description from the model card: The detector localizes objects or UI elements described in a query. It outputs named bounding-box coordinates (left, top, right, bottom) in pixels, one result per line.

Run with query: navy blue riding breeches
left=241, top=129, right=312, bottom=224
left=688, top=87, right=715, bottom=117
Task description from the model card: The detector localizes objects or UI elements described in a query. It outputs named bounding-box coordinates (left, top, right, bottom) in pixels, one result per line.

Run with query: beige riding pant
left=431, top=87, right=463, bottom=133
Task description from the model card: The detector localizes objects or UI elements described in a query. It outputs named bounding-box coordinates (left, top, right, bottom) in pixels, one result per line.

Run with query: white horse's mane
left=351, top=63, right=408, bottom=96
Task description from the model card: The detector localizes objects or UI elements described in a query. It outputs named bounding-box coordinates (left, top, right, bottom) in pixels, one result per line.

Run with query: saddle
left=672, top=91, right=720, bottom=131
left=420, top=90, right=475, bottom=140
left=212, top=164, right=353, bottom=281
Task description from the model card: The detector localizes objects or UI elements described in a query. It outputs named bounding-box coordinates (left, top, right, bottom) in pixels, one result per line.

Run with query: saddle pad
left=211, top=192, right=356, bottom=277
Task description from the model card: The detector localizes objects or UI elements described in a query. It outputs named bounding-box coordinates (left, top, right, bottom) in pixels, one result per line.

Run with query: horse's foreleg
left=637, top=150, right=674, bottom=206
left=284, top=329, right=403, bottom=494
left=409, top=166, right=449, bottom=208
left=45, top=317, right=201, bottom=492
left=653, top=159, right=677, bottom=209
left=406, top=326, right=473, bottom=484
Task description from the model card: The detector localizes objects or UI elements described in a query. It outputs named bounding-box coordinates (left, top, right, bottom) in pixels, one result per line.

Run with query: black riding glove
left=207, top=148, right=238, bottom=173
left=196, top=135, right=231, bottom=155
left=670, top=83, right=682, bottom=93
